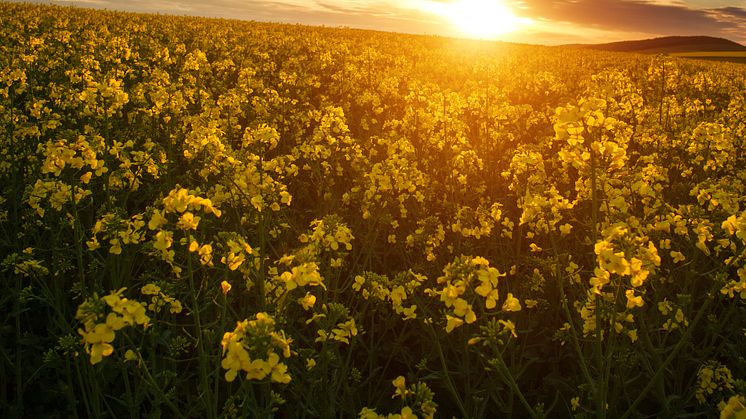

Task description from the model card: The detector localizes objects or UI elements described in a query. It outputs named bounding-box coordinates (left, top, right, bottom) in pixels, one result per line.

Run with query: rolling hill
left=570, top=36, right=746, bottom=53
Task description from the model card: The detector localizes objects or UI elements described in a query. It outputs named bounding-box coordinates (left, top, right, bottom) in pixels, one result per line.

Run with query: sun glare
left=443, top=0, right=522, bottom=39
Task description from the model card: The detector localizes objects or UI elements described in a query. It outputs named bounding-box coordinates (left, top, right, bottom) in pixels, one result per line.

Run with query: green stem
left=428, top=323, right=468, bottom=418
left=619, top=288, right=715, bottom=419
left=14, top=275, right=23, bottom=418
left=84, top=361, right=103, bottom=417
left=589, top=139, right=599, bottom=244
left=491, top=343, right=538, bottom=418
left=600, top=282, right=625, bottom=418
left=186, top=238, right=216, bottom=419
left=594, top=302, right=603, bottom=416
left=123, top=365, right=138, bottom=419
left=589, top=140, right=606, bottom=419
left=257, top=209, right=266, bottom=311
left=550, top=235, right=596, bottom=398
left=63, top=356, right=80, bottom=419
left=73, top=358, right=93, bottom=417
left=7, top=87, right=24, bottom=419
left=557, top=271, right=598, bottom=395
left=139, top=353, right=185, bottom=418
left=69, top=187, right=87, bottom=289
left=637, top=313, right=668, bottom=414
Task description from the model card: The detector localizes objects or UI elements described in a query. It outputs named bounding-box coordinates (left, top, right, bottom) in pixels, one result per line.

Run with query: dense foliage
left=2, top=2, right=745, bottom=417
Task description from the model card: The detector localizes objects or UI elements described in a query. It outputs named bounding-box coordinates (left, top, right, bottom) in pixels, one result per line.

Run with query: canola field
left=1, top=2, right=745, bottom=418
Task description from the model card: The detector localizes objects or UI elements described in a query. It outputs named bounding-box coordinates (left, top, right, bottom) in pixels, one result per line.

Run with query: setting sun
left=448, top=0, right=520, bottom=38
left=419, top=0, right=524, bottom=39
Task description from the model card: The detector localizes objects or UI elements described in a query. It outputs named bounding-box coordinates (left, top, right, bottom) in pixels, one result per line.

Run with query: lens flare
left=448, top=0, right=520, bottom=39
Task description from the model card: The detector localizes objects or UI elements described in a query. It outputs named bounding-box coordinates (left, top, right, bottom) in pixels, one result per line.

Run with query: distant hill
left=568, top=36, right=746, bottom=54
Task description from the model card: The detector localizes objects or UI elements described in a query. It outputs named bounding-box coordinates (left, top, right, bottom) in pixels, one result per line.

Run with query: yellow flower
left=88, top=341, right=114, bottom=365
left=148, top=210, right=168, bottom=230
left=141, top=284, right=161, bottom=295
left=245, top=358, right=270, bottom=380
left=675, top=308, right=685, bottom=323
left=221, top=341, right=250, bottom=382
left=124, top=349, right=138, bottom=362
left=352, top=275, right=365, bottom=292
left=502, top=293, right=522, bottom=312
left=399, top=406, right=417, bottom=419
left=105, top=312, right=126, bottom=331
left=595, top=241, right=630, bottom=275
left=267, top=352, right=291, bottom=383
left=176, top=211, right=200, bottom=230
left=629, top=257, right=649, bottom=287
left=169, top=299, right=182, bottom=314
left=221, top=280, right=232, bottom=295
left=392, top=376, right=407, bottom=398
left=606, top=252, right=630, bottom=275
left=359, top=407, right=383, bottom=419
left=464, top=308, right=477, bottom=324
left=590, top=267, right=610, bottom=294
left=163, top=188, right=191, bottom=213
left=298, top=292, right=316, bottom=310
left=80, top=323, right=116, bottom=364
left=445, top=315, right=463, bottom=333
left=625, top=289, right=644, bottom=309
left=499, top=319, right=517, bottom=338
left=719, top=395, right=746, bottom=419
left=82, top=323, right=115, bottom=345
left=222, top=252, right=244, bottom=270
left=109, top=238, right=122, bottom=255
left=670, top=251, right=686, bottom=263
left=571, top=396, right=580, bottom=411
left=399, top=305, right=417, bottom=320
left=331, top=318, right=358, bottom=344
left=279, top=262, right=323, bottom=290
left=86, top=236, right=100, bottom=250
left=153, top=230, right=173, bottom=251
left=452, top=298, right=468, bottom=316
left=198, top=243, right=213, bottom=265
left=475, top=266, right=502, bottom=309
left=658, top=299, right=672, bottom=316
left=721, top=215, right=738, bottom=236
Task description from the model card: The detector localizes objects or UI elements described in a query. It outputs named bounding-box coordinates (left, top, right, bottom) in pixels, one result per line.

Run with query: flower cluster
left=220, top=312, right=293, bottom=383
left=358, top=376, right=437, bottom=419
left=311, top=303, right=359, bottom=345
left=140, top=283, right=182, bottom=314
left=428, top=256, right=514, bottom=333
left=75, top=288, right=150, bottom=364
left=147, top=187, right=222, bottom=275
left=353, top=270, right=424, bottom=320
left=696, top=361, right=735, bottom=404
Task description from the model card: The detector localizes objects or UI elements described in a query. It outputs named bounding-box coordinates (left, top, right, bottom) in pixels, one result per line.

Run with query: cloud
left=233, top=0, right=445, bottom=33
left=314, top=1, right=420, bottom=20
left=50, top=0, right=106, bottom=3
left=508, top=0, right=746, bottom=43
left=714, top=6, right=746, bottom=19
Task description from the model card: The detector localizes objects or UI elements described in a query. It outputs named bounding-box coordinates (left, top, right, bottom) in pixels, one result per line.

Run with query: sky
left=28, top=0, right=746, bottom=45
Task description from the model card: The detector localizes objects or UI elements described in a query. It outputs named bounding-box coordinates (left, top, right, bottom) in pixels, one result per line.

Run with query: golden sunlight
left=420, top=0, right=524, bottom=39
